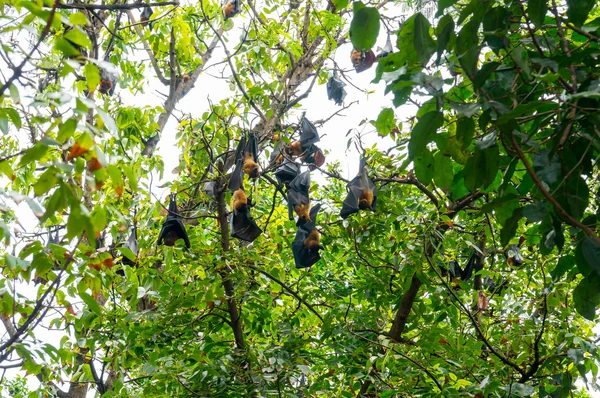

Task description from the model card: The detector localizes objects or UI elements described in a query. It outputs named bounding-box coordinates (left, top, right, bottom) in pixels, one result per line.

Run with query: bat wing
left=275, top=161, right=300, bottom=186
left=292, top=228, right=321, bottom=269
left=158, top=218, right=190, bottom=248
left=234, top=136, right=246, bottom=163
left=288, top=170, right=310, bottom=196
left=203, top=181, right=216, bottom=200
left=122, top=227, right=138, bottom=265
left=228, top=159, right=244, bottom=192
left=304, top=145, right=325, bottom=169
left=300, top=117, right=320, bottom=147
left=141, top=6, right=153, bottom=20
left=230, top=211, right=262, bottom=242
left=247, top=133, right=259, bottom=161
left=287, top=187, right=308, bottom=208
left=448, top=260, right=461, bottom=279
left=340, top=185, right=362, bottom=219
left=461, top=252, right=476, bottom=281
left=327, top=76, right=346, bottom=105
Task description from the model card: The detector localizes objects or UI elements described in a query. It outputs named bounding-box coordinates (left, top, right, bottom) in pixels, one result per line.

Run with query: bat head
left=162, top=229, right=180, bottom=247
left=99, top=79, right=113, bottom=94
left=505, top=244, right=523, bottom=266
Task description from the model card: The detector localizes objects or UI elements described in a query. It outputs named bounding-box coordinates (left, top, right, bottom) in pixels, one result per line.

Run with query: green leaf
left=64, top=28, right=91, bottom=50
left=57, top=118, right=78, bottom=142
left=375, top=108, right=396, bottom=136
left=504, top=383, right=535, bottom=396
left=455, top=118, right=474, bottom=150
left=433, top=151, right=453, bottom=191
left=551, top=255, right=575, bottom=281
left=523, top=201, right=549, bottom=222
left=436, top=0, right=458, bottom=17
left=533, top=149, right=561, bottom=186
left=332, top=0, right=349, bottom=10
left=408, top=111, right=444, bottom=159
left=79, top=291, right=103, bottom=316
left=457, top=19, right=481, bottom=78
left=436, top=15, right=455, bottom=64
left=33, top=168, right=58, bottom=197
left=463, top=146, right=499, bottom=192
left=413, top=14, right=436, bottom=66
left=528, top=0, right=548, bottom=27
left=350, top=4, right=380, bottom=51
left=18, top=144, right=48, bottom=168
left=84, top=63, right=100, bottom=93
left=573, top=274, right=600, bottom=320
left=566, top=0, right=595, bottom=27
left=500, top=207, right=522, bottom=247
left=414, top=148, right=434, bottom=185
left=580, top=238, right=600, bottom=275
left=483, top=7, right=508, bottom=54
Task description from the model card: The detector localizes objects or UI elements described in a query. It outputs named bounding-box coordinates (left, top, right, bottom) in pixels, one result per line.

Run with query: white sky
left=1, top=2, right=599, bottom=397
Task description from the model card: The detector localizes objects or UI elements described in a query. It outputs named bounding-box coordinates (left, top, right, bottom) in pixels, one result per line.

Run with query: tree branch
left=56, top=2, right=179, bottom=10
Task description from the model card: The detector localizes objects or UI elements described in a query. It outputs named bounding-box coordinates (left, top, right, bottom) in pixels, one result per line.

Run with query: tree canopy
left=0, top=0, right=600, bottom=397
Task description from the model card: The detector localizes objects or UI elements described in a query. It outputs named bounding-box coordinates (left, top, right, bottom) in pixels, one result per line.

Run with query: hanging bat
left=230, top=185, right=262, bottom=242
left=287, top=117, right=320, bottom=157
left=326, top=73, right=346, bottom=106
left=222, top=0, right=241, bottom=19
left=447, top=252, right=478, bottom=288
left=504, top=244, right=523, bottom=266
left=274, top=160, right=301, bottom=187
left=243, top=133, right=260, bottom=179
left=140, top=6, right=154, bottom=29
left=340, top=156, right=377, bottom=219
left=484, top=275, right=508, bottom=295
left=376, top=35, right=393, bottom=59
left=292, top=203, right=323, bottom=269
left=157, top=194, right=191, bottom=248
left=287, top=170, right=311, bottom=223
left=203, top=163, right=217, bottom=200
left=122, top=226, right=139, bottom=266
left=302, top=145, right=326, bottom=170
left=350, top=49, right=376, bottom=73
left=99, top=68, right=117, bottom=96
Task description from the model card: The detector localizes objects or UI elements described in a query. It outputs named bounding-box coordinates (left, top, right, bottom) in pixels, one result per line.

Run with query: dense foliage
left=0, top=0, right=599, bottom=396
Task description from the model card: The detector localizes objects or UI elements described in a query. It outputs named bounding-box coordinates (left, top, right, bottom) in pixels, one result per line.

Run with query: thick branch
left=509, top=134, right=600, bottom=245
left=56, top=2, right=179, bottom=10
left=388, top=274, right=422, bottom=342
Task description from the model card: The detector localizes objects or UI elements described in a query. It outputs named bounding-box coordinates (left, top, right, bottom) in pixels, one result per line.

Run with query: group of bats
left=148, top=117, right=377, bottom=269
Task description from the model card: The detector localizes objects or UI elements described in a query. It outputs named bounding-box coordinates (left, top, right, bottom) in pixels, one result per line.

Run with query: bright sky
left=1, top=2, right=599, bottom=397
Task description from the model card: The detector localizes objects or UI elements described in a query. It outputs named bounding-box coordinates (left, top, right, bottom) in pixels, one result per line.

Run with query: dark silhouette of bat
left=157, top=194, right=190, bottom=248
left=230, top=133, right=260, bottom=183
left=222, top=0, right=241, bottom=19
left=275, top=160, right=301, bottom=187
left=350, top=49, right=376, bottom=73
left=228, top=161, right=262, bottom=242
left=287, top=117, right=320, bottom=156
left=287, top=170, right=311, bottom=223
left=292, top=204, right=323, bottom=269
left=122, top=226, right=139, bottom=266
left=377, top=35, right=393, bottom=59
left=505, top=244, right=523, bottom=266
left=326, top=73, right=346, bottom=105
left=448, top=252, right=479, bottom=283
left=484, top=276, right=508, bottom=295
left=340, top=156, right=377, bottom=219
left=140, top=6, right=154, bottom=29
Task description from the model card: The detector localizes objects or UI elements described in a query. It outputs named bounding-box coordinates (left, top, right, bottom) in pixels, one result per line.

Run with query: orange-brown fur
left=350, top=50, right=362, bottom=67
left=223, top=2, right=236, bottom=18
left=243, top=152, right=260, bottom=178
left=99, top=79, right=113, bottom=94
left=294, top=202, right=310, bottom=222
left=304, top=229, right=322, bottom=249
left=287, top=141, right=303, bottom=157
left=232, top=189, right=248, bottom=212
left=358, top=189, right=374, bottom=210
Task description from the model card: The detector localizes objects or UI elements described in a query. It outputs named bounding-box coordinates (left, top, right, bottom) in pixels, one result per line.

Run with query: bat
left=340, top=156, right=377, bottom=219
left=274, top=159, right=301, bottom=187
left=350, top=49, right=376, bottom=73
left=287, top=117, right=320, bottom=156
left=376, top=35, right=393, bottom=59
left=230, top=186, right=262, bottom=242
left=447, top=252, right=479, bottom=287
left=287, top=170, right=311, bottom=223
left=484, top=276, right=508, bottom=295
left=203, top=163, right=216, bottom=200
left=222, top=0, right=241, bottom=19
left=505, top=244, right=523, bottom=266
left=122, top=226, right=139, bottom=266
left=301, top=145, right=325, bottom=170
left=157, top=194, right=191, bottom=249
left=243, top=133, right=260, bottom=179
left=140, top=6, right=154, bottom=29
left=99, top=68, right=117, bottom=95
left=292, top=203, right=323, bottom=269
left=326, top=73, right=346, bottom=106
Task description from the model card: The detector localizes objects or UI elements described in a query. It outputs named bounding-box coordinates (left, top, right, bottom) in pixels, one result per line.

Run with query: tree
left=0, top=0, right=599, bottom=396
